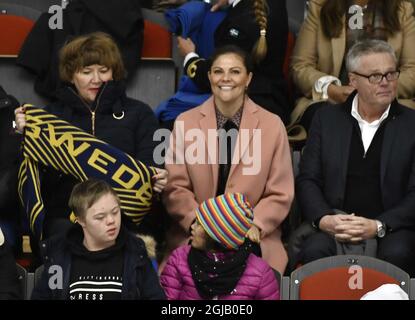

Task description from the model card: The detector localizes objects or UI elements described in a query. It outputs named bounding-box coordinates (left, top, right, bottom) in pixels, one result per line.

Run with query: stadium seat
left=0, top=2, right=41, bottom=23
left=281, top=276, right=290, bottom=300
left=27, top=271, right=34, bottom=300
left=34, top=264, right=44, bottom=289
left=3, top=0, right=58, bottom=13
left=283, top=31, right=295, bottom=96
left=289, top=255, right=410, bottom=300
left=16, top=263, right=28, bottom=300
left=0, top=14, right=35, bottom=57
left=141, top=20, right=172, bottom=60
left=0, top=4, right=48, bottom=106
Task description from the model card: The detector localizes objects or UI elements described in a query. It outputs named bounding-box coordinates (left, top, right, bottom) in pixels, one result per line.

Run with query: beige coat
left=162, top=97, right=294, bottom=274
left=290, top=0, right=415, bottom=126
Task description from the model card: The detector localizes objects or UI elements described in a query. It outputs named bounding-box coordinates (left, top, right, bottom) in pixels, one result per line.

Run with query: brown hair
left=209, top=45, right=254, bottom=73
left=320, top=0, right=403, bottom=39
left=251, top=0, right=269, bottom=63
left=59, top=32, right=126, bottom=83
left=68, top=179, right=120, bottom=219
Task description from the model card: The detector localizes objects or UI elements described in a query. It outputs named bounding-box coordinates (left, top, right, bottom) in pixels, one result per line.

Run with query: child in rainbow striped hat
left=160, top=193, right=280, bottom=300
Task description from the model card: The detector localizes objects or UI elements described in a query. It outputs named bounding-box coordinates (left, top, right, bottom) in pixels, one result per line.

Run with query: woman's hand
left=211, top=0, right=229, bottom=12
left=177, top=36, right=196, bottom=57
left=14, top=106, right=27, bottom=133
left=152, top=168, right=168, bottom=193
left=246, top=225, right=261, bottom=243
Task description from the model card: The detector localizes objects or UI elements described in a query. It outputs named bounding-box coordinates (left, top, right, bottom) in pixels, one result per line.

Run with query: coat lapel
left=380, top=103, right=399, bottom=187
left=336, top=107, right=353, bottom=200
left=228, top=98, right=259, bottom=179
left=199, top=98, right=219, bottom=195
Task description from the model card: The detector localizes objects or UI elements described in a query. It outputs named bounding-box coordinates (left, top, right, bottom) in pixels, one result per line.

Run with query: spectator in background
left=0, top=87, right=21, bottom=250
left=0, top=227, right=20, bottom=299
left=176, top=0, right=291, bottom=124
left=16, top=0, right=145, bottom=100
left=161, top=193, right=280, bottom=300
left=162, top=45, right=294, bottom=274
left=32, top=179, right=166, bottom=300
left=14, top=32, right=167, bottom=242
left=296, top=40, right=415, bottom=276
left=290, top=0, right=415, bottom=134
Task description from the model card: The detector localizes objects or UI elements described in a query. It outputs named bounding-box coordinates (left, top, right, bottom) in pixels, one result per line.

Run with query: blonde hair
left=251, top=0, right=269, bottom=63
left=59, top=32, right=126, bottom=83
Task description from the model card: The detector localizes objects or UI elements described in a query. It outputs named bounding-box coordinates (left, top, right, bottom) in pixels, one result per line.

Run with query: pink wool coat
left=162, top=97, right=294, bottom=274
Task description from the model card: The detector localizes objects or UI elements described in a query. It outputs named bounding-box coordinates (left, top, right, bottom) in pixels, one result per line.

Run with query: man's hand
left=319, top=213, right=355, bottom=235
left=327, top=84, right=355, bottom=104
left=334, top=215, right=377, bottom=242
left=211, top=0, right=229, bottom=12
left=246, top=225, right=261, bottom=243
left=177, top=36, right=196, bottom=57
left=152, top=168, right=168, bottom=193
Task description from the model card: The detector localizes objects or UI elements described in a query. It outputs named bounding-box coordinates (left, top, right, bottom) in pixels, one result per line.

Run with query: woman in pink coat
left=160, top=193, right=280, bottom=300
left=162, top=45, right=294, bottom=274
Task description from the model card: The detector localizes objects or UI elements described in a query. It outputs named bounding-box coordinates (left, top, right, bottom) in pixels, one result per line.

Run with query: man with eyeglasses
left=296, top=39, right=415, bottom=276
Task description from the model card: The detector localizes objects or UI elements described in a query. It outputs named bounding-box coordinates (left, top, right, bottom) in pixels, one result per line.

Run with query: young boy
left=31, top=179, right=165, bottom=300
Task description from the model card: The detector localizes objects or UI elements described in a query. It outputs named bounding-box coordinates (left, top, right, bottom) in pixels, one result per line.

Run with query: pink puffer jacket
left=160, top=245, right=280, bottom=300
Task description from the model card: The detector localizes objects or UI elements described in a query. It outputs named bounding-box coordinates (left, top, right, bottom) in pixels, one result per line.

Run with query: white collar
left=351, top=94, right=390, bottom=125
left=0, top=227, right=4, bottom=246
left=228, top=0, right=242, bottom=7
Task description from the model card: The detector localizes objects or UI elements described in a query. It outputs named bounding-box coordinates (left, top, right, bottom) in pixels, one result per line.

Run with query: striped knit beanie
left=195, top=193, right=254, bottom=250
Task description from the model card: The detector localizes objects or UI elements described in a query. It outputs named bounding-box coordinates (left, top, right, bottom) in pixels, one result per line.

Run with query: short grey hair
left=346, top=39, right=397, bottom=72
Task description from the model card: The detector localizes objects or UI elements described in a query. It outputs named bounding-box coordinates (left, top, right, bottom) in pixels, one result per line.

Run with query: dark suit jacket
left=296, top=92, right=415, bottom=231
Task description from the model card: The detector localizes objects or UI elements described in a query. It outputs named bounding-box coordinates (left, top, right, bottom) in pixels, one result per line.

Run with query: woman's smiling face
left=208, top=53, right=252, bottom=106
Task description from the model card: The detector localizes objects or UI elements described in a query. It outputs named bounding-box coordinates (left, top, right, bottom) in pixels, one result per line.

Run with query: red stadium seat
left=283, top=31, right=295, bottom=85
left=0, top=15, right=34, bottom=57
left=141, top=19, right=172, bottom=59
left=289, top=255, right=410, bottom=300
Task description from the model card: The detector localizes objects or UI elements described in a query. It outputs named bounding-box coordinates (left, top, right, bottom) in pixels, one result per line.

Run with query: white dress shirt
left=351, top=94, right=390, bottom=154
left=228, top=0, right=242, bottom=7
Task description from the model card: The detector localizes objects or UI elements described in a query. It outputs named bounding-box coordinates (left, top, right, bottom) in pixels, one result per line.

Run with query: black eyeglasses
left=351, top=70, right=400, bottom=84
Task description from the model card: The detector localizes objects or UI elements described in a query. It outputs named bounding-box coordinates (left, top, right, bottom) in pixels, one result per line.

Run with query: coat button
left=228, top=183, right=234, bottom=188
